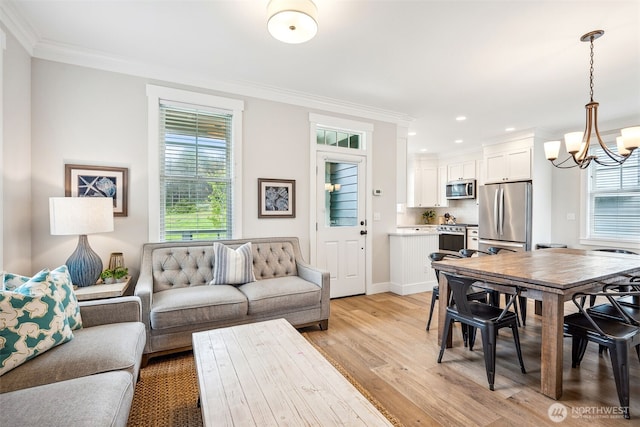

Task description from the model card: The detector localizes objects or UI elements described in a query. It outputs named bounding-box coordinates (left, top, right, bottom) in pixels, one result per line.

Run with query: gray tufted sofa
left=135, top=237, right=330, bottom=364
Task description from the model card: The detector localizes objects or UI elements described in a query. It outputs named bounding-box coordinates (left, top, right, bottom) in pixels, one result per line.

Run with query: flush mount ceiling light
left=544, top=30, right=639, bottom=169
left=267, top=0, right=318, bottom=44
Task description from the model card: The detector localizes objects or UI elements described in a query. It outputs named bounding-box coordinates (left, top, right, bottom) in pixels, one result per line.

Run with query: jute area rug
left=127, top=337, right=403, bottom=427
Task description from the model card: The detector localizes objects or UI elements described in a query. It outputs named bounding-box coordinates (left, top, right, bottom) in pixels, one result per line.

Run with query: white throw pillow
left=210, top=242, right=256, bottom=285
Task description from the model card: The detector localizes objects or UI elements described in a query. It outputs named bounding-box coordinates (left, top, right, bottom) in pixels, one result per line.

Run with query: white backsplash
left=397, top=199, right=479, bottom=226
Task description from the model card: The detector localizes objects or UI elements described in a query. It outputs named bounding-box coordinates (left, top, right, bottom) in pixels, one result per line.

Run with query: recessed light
left=505, top=127, right=515, bottom=132
left=454, top=139, right=463, bottom=144
left=420, top=148, right=428, bottom=152
left=456, top=116, right=467, bottom=121
left=408, top=131, right=417, bottom=136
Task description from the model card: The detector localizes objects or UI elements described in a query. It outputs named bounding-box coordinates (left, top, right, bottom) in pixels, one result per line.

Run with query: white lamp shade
left=267, top=0, right=318, bottom=44
left=616, top=136, right=631, bottom=156
left=544, top=140, right=561, bottom=160
left=49, top=197, right=114, bottom=235
left=621, top=126, right=640, bottom=150
left=564, top=132, right=584, bottom=154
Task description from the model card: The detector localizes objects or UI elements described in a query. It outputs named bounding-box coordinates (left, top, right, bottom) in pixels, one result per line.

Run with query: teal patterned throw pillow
left=0, top=269, right=74, bottom=376
left=50, top=265, right=82, bottom=330
left=2, top=272, right=29, bottom=291
left=2, top=266, right=82, bottom=330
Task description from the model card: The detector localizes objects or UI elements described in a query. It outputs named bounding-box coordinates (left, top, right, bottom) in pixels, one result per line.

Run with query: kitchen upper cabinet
left=407, top=155, right=444, bottom=208
left=484, top=147, right=531, bottom=183
left=436, top=166, right=449, bottom=207
left=447, top=161, right=476, bottom=181
left=408, top=156, right=438, bottom=207
left=413, top=166, right=438, bottom=207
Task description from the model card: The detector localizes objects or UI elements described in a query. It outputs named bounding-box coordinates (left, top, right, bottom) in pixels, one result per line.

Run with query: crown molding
left=1, top=0, right=412, bottom=125
left=29, top=37, right=413, bottom=127
left=0, top=0, right=36, bottom=55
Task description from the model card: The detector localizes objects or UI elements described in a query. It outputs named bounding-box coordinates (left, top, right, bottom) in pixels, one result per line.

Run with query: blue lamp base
left=66, top=234, right=103, bottom=287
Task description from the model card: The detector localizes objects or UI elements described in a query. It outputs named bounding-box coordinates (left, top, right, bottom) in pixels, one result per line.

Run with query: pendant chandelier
left=544, top=30, right=639, bottom=169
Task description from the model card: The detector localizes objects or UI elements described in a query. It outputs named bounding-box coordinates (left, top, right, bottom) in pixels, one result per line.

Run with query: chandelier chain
left=589, top=36, right=595, bottom=103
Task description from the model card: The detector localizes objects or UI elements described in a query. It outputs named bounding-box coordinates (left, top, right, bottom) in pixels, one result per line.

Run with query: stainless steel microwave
left=446, top=179, right=476, bottom=200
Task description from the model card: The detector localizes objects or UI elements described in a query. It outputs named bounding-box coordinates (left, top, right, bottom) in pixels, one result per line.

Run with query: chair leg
left=609, top=343, right=631, bottom=419
left=506, top=295, right=521, bottom=328
left=468, top=326, right=477, bottom=350
left=511, top=323, right=526, bottom=374
left=480, top=326, right=497, bottom=391
left=426, top=291, right=438, bottom=331
left=437, top=315, right=453, bottom=363
left=518, top=296, right=527, bottom=326
left=571, top=335, right=589, bottom=368
left=461, top=323, right=468, bottom=347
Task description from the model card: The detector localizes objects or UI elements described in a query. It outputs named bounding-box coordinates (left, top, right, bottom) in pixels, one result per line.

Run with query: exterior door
left=316, top=152, right=366, bottom=298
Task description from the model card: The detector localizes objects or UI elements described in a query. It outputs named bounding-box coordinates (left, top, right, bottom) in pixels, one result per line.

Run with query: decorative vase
left=67, top=235, right=103, bottom=287
left=108, top=252, right=125, bottom=270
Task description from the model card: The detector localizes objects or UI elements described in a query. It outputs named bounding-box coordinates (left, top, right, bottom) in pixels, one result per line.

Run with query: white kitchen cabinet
left=389, top=232, right=440, bottom=295
left=484, top=147, right=531, bottom=183
left=447, top=161, right=476, bottom=181
left=436, top=166, right=449, bottom=207
left=466, top=227, right=479, bottom=250
left=415, top=166, right=438, bottom=207
left=407, top=156, right=440, bottom=207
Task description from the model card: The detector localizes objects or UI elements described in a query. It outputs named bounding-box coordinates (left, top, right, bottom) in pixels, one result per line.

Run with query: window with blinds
left=588, top=144, right=640, bottom=241
left=159, top=103, right=233, bottom=241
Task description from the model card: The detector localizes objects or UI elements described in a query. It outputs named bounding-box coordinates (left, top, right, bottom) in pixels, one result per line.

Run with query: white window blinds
left=589, top=144, right=640, bottom=241
left=159, top=103, right=233, bottom=241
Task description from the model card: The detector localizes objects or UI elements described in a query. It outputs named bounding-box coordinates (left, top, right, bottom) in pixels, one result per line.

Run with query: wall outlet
left=373, top=212, right=381, bottom=221
left=566, top=213, right=576, bottom=221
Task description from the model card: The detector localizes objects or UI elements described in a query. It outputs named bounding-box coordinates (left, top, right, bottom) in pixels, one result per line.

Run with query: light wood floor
left=301, top=292, right=639, bottom=426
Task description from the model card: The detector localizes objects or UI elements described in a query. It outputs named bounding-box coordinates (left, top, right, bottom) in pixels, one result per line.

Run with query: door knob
left=360, top=230, right=368, bottom=235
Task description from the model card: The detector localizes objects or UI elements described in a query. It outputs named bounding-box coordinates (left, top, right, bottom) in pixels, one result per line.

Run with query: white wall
left=549, top=165, right=582, bottom=247
left=21, top=59, right=398, bottom=287
left=1, top=22, right=31, bottom=273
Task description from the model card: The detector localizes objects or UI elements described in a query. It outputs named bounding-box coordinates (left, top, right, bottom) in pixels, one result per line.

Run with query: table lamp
left=49, top=197, right=114, bottom=287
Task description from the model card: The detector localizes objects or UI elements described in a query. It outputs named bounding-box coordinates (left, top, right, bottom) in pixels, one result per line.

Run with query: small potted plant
left=422, top=209, right=436, bottom=224
left=113, top=266, right=129, bottom=283
left=100, top=269, right=116, bottom=284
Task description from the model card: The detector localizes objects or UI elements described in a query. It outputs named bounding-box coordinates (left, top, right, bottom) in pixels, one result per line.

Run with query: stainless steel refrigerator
left=478, top=181, right=532, bottom=252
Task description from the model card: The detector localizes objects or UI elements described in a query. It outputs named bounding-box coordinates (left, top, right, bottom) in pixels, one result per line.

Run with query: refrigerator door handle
left=498, top=188, right=505, bottom=236
left=478, top=239, right=525, bottom=249
left=493, top=189, right=500, bottom=235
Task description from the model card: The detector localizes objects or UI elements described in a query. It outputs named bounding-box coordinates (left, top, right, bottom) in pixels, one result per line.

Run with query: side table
left=74, top=277, right=131, bottom=301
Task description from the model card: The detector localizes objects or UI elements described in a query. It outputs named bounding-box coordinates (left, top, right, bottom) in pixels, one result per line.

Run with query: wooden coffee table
left=192, top=319, right=393, bottom=426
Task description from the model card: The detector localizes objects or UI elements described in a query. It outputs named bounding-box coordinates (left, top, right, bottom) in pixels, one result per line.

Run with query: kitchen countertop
left=390, top=225, right=439, bottom=236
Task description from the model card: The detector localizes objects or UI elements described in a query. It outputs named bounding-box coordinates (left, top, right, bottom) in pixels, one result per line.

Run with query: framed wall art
left=258, top=178, right=295, bottom=218
left=65, top=164, right=129, bottom=217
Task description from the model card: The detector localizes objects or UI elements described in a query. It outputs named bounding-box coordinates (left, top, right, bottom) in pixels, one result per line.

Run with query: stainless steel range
left=437, top=224, right=476, bottom=252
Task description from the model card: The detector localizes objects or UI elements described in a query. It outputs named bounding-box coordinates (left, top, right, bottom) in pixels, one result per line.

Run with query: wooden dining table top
left=432, top=248, right=640, bottom=293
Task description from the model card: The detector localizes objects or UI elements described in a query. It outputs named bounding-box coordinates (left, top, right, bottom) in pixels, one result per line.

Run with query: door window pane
left=325, top=162, right=358, bottom=227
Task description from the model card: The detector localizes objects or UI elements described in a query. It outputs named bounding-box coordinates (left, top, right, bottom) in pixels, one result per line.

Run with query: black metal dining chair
left=564, top=289, right=640, bottom=419
left=583, top=249, right=640, bottom=307
left=588, top=283, right=640, bottom=356
left=437, top=272, right=526, bottom=391
left=426, top=252, right=488, bottom=342
left=485, top=247, right=527, bottom=326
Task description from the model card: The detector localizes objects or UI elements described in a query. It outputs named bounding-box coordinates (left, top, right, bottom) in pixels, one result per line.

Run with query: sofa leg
left=140, top=354, right=150, bottom=369
left=319, top=319, right=329, bottom=330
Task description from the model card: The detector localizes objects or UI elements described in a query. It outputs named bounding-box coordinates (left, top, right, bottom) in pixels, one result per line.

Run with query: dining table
left=432, top=248, right=640, bottom=400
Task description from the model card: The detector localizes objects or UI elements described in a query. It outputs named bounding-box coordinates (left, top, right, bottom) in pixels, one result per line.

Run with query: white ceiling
left=3, top=0, right=640, bottom=154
